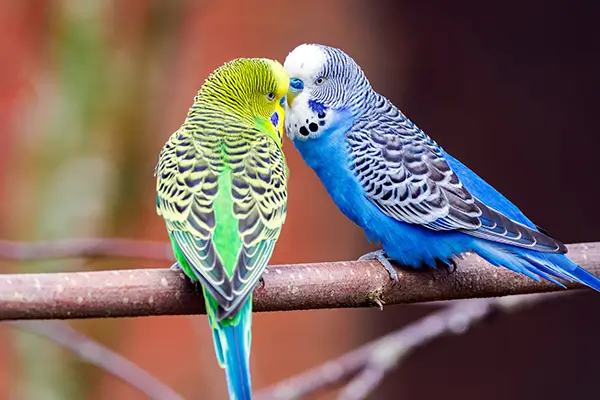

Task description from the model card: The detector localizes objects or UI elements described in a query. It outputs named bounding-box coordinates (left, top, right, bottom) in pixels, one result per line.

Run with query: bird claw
left=359, top=249, right=399, bottom=283
left=441, top=258, right=458, bottom=274
left=170, top=262, right=181, bottom=271
left=258, top=276, right=266, bottom=290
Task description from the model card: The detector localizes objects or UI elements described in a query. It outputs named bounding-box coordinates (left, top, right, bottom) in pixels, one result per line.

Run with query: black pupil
left=268, top=92, right=274, bottom=99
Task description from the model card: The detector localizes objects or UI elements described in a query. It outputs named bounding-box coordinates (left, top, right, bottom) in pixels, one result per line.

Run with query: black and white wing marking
left=347, top=106, right=566, bottom=254
left=156, top=129, right=235, bottom=307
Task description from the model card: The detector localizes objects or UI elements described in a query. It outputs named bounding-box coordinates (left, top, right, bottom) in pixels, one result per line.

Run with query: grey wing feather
left=218, top=239, right=276, bottom=319
left=348, top=101, right=566, bottom=254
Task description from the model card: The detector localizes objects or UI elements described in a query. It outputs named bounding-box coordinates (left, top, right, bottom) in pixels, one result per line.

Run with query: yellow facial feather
left=192, top=58, right=289, bottom=146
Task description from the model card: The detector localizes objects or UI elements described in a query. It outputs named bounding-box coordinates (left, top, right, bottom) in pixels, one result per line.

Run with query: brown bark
left=1, top=242, right=598, bottom=321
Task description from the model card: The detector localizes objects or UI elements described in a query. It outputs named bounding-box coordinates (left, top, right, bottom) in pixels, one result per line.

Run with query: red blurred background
left=1, top=1, right=600, bottom=399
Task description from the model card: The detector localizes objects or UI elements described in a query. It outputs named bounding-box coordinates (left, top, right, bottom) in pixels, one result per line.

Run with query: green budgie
left=155, top=58, right=289, bottom=399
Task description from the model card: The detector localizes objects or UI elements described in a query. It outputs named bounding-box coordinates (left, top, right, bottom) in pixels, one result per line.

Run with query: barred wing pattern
left=156, top=128, right=287, bottom=320
left=347, top=96, right=566, bottom=253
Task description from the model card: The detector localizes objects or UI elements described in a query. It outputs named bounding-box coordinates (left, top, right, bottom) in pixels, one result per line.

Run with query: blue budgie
left=283, top=43, right=600, bottom=291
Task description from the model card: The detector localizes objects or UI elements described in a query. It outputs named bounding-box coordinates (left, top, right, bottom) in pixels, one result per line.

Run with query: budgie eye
left=266, top=92, right=275, bottom=101
left=315, top=77, right=326, bottom=85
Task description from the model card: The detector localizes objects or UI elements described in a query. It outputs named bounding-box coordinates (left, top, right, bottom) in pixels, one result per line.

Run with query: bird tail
left=205, top=291, right=253, bottom=400
left=473, top=241, right=600, bottom=292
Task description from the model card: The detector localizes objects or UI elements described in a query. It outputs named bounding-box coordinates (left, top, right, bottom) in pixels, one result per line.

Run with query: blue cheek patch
left=280, top=95, right=286, bottom=106
left=308, top=99, right=327, bottom=115
left=270, top=112, right=279, bottom=127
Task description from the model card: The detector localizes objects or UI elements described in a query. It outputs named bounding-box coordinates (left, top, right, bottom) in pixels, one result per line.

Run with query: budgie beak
left=287, top=78, right=304, bottom=108
left=287, top=90, right=298, bottom=108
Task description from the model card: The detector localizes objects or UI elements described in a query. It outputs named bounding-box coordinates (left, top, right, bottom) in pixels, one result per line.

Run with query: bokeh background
left=2, top=1, right=600, bottom=399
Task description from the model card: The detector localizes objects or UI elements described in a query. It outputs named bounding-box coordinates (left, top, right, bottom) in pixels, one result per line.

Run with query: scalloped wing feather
left=347, top=102, right=566, bottom=254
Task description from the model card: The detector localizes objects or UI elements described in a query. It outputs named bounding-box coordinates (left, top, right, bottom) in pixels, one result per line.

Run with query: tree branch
left=255, top=293, right=563, bottom=400
left=11, top=321, right=184, bottom=400
left=0, top=241, right=599, bottom=320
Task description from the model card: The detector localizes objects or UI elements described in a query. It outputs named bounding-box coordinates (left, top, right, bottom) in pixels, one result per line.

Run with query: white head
left=283, top=44, right=371, bottom=141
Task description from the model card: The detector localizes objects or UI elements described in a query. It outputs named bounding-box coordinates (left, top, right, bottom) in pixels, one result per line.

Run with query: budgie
left=155, top=58, right=289, bottom=399
left=283, top=43, right=600, bottom=292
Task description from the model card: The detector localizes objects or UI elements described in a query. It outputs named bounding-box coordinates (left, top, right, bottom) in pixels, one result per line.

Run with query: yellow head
left=197, top=58, right=289, bottom=145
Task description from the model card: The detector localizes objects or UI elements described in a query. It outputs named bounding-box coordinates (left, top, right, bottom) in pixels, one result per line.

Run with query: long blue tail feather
left=443, top=152, right=600, bottom=292
left=474, top=240, right=600, bottom=292
left=207, top=298, right=253, bottom=400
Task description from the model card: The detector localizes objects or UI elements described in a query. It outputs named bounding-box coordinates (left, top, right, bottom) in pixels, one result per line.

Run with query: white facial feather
left=285, top=93, right=328, bottom=141
left=284, top=44, right=332, bottom=141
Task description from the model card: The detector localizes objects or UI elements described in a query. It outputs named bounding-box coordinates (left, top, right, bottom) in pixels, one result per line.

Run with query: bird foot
left=359, top=249, right=399, bottom=283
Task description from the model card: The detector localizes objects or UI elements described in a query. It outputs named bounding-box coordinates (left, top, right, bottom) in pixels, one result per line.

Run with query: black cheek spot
left=308, top=122, right=319, bottom=132
left=319, top=120, right=325, bottom=126
left=305, top=119, right=309, bottom=123
left=318, top=112, right=326, bottom=119
left=299, top=126, right=310, bottom=136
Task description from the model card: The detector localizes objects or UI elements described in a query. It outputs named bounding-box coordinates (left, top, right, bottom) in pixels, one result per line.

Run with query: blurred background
left=1, top=0, right=600, bottom=399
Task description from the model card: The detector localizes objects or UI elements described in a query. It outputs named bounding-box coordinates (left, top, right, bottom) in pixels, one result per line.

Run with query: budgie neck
left=351, top=88, right=392, bottom=118
left=352, top=89, right=428, bottom=146
left=184, top=93, right=252, bottom=128
left=342, top=73, right=377, bottom=118
left=340, top=65, right=408, bottom=127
